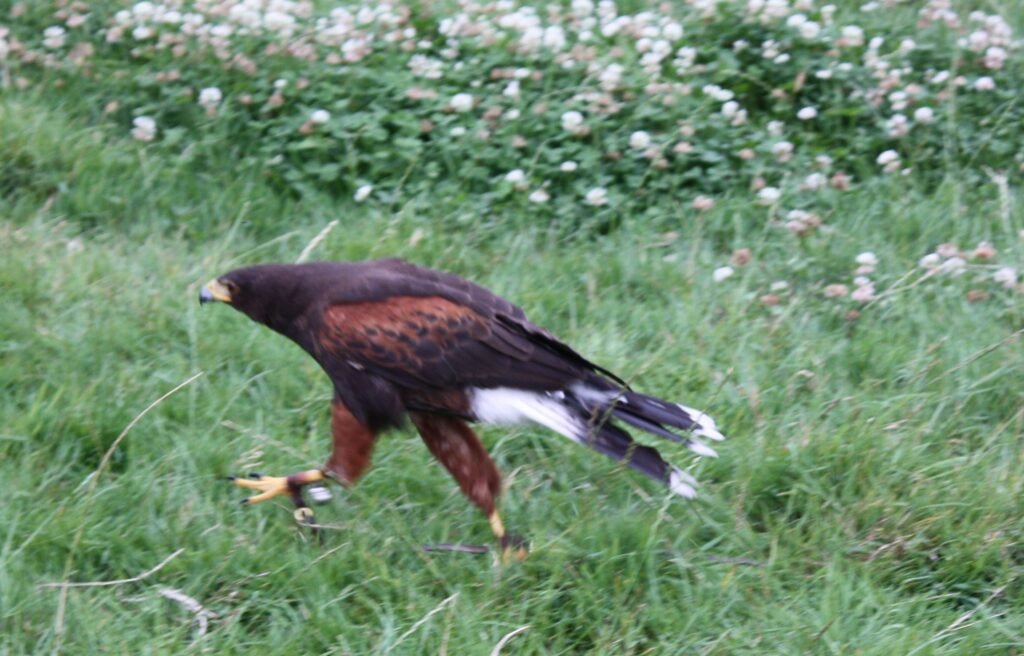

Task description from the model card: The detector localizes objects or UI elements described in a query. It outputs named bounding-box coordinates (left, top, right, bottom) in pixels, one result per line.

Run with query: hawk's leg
left=411, top=413, right=529, bottom=562
left=230, top=398, right=377, bottom=527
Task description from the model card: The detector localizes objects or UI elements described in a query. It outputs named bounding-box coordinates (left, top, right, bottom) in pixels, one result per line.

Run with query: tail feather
left=470, top=385, right=722, bottom=499
left=619, top=391, right=725, bottom=442
left=563, top=385, right=723, bottom=497
left=587, top=423, right=668, bottom=479
left=585, top=423, right=698, bottom=499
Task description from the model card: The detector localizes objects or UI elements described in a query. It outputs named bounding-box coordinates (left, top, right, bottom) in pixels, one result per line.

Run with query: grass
left=3, top=38, right=1024, bottom=656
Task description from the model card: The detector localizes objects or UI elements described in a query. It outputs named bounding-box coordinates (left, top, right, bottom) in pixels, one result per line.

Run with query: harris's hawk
left=200, top=259, right=723, bottom=558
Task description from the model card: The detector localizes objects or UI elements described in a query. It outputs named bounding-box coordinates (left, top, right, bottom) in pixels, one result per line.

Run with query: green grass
left=3, top=76, right=1024, bottom=656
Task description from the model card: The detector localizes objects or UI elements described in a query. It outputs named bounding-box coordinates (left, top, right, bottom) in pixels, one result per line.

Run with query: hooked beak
left=199, top=279, right=232, bottom=305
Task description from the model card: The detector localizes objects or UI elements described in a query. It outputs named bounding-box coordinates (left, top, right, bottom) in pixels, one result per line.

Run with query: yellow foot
left=488, top=511, right=529, bottom=563
left=229, top=469, right=324, bottom=505
left=500, top=534, right=530, bottom=564
left=230, top=473, right=290, bottom=504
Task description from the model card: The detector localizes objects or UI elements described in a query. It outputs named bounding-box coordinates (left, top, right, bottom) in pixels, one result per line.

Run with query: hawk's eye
left=223, top=279, right=240, bottom=295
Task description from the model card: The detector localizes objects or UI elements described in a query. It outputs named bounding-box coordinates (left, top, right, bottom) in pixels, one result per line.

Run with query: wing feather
left=317, top=296, right=596, bottom=391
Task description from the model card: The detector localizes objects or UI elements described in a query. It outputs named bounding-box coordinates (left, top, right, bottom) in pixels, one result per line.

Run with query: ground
left=2, top=1, right=1023, bottom=653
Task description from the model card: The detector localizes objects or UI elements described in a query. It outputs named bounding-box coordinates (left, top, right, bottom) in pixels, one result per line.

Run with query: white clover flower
left=198, top=86, right=223, bottom=109
left=43, top=25, right=68, bottom=49
left=560, top=160, right=578, bottom=172
left=712, top=266, right=734, bottom=282
left=584, top=187, right=608, bottom=206
left=803, top=172, right=827, bottom=190
left=824, top=284, right=849, bottom=298
left=674, top=46, right=697, bottom=73
left=702, top=84, right=734, bottom=102
left=972, top=241, right=996, bottom=260
left=888, top=91, right=908, bottom=111
left=354, top=184, right=373, bottom=202
left=408, top=55, right=444, bottom=80
left=571, top=0, right=594, bottom=16
left=799, top=21, right=821, bottom=39
left=757, top=187, right=781, bottom=204
left=133, top=2, right=156, bottom=19
left=450, top=92, right=474, bottom=112
left=797, top=106, right=818, bottom=120
left=264, top=11, right=296, bottom=35
left=856, top=252, right=878, bottom=267
left=730, top=109, right=749, bottom=127
left=853, top=275, right=872, bottom=287
left=876, top=150, right=899, bottom=165
left=561, top=110, right=584, bottom=132
left=940, top=256, right=967, bottom=276
left=505, top=169, right=526, bottom=184
left=887, top=114, right=909, bottom=137
left=528, top=189, right=550, bottom=203
left=629, top=130, right=651, bottom=149
left=974, top=76, right=995, bottom=91
left=132, top=25, right=154, bottom=40
left=993, top=266, right=1017, bottom=288
left=131, top=116, right=157, bottom=142
left=663, top=22, right=683, bottom=41
left=771, top=141, right=794, bottom=162
left=503, top=80, right=521, bottom=98
left=310, top=109, right=331, bottom=124
left=543, top=25, right=566, bottom=51
left=984, top=46, right=1007, bottom=70
left=767, top=120, right=785, bottom=136
left=770, top=280, right=790, bottom=292
left=919, top=253, right=941, bottom=269
left=598, top=63, right=624, bottom=91
left=899, top=38, right=916, bottom=53
left=876, top=150, right=900, bottom=174
left=839, top=25, right=865, bottom=47
left=851, top=283, right=876, bottom=302
left=692, top=195, right=715, bottom=210
left=450, top=126, right=466, bottom=137
left=913, top=107, right=935, bottom=124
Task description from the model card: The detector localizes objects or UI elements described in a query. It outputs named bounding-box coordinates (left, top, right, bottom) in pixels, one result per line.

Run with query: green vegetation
left=2, top=1, right=1023, bottom=653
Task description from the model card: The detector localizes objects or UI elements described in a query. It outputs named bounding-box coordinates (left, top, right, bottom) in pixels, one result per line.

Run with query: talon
left=228, top=469, right=327, bottom=511
left=232, top=474, right=290, bottom=503
left=499, top=533, right=530, bottom=564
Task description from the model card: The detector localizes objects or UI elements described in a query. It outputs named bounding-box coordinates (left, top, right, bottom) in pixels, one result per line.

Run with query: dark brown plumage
left=201, top=259, right=723, bottom=557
